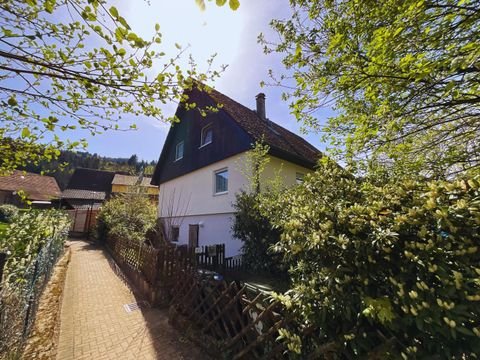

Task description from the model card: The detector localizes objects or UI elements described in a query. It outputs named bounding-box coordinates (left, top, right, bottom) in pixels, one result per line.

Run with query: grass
left=0, top=221, right=9, bottom=240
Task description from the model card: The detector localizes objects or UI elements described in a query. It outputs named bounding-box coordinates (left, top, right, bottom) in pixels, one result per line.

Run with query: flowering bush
left=96, top=193, right=157, bottom=243
left=263, top=161, right=480, bottom=358
left=0, top=204, right=18, bottom=223
left=0, top=209, right=71, bottom=282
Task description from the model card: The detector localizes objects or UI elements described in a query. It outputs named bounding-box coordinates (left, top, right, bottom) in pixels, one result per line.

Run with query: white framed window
left=296, top=172, right=305, bottom=184
left=171, top=226, right=179, bottom=242
left=200, top=124, right=213, bottom=147
left=214, top=168, right=228, bottom=194
left=175, top=141, right=184, bottom=161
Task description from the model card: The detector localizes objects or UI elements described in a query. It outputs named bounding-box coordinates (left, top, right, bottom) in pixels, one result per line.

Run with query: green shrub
left=0, top=204, right=19, bottom=223
left=96, top=193, right=157, bottom=243
left=263, top=161, right=480, bottom=358
left=1, top=209, right=71, bottom=281
left=232, top=190, right=284, bottom=274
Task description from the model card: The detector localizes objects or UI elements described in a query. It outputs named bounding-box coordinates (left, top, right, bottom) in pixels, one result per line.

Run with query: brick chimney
left=255, top=93, right=266, bottom=121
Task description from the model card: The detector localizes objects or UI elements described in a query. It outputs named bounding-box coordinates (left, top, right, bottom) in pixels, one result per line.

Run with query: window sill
left=174, top=157, right=183, bottom=162
left=213, top=191, right=228, bottom=196
left=198, top=141, right=212, bottom=149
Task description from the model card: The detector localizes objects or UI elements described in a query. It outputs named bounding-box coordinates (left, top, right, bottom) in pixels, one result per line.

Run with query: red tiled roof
left=189, top=86, right=322, bottom=167
left=0, top=171, right=61, bottom=201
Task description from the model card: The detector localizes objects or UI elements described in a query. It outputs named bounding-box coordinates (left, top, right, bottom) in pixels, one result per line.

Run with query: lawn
left=0, top=222, right=9, bottom=240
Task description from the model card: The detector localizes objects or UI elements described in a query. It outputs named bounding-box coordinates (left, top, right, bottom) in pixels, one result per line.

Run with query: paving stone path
left=57, top=240, right=206, bottom=360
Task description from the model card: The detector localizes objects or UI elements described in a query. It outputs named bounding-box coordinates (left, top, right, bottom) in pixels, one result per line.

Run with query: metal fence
left=0, top=236, right=65, bottom=357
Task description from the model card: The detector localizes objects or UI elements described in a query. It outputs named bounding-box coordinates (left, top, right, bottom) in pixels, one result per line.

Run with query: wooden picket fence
left=105, top=237, right=327, bottom=358
left=168, top=266, right=321, bottom=359
left=192, top=244, right=225, bottom=270
left=225, top=255, right=243, bottom=271
left=106, top=237, right=227, bottom=305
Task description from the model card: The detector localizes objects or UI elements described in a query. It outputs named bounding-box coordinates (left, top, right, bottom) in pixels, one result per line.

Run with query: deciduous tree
left=263, top=0, right=480, bottom=177
left=0, top=0, right=229, bottom=173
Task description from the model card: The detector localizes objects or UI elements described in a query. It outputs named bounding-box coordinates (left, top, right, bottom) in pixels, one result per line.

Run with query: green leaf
left=21, top=127, right=30, bottom=138
left=195, top=0, right=206, bottom=11
left=109, top=6, right=119, bottom=19
left=117, top=16, right=130, bottom=30
left=216, top=0, right=227, bottom=6
left=115, top=27, right=125, bottom=41
left=44, top=0, right=56, bottom=13
left=7, top=96, right=17, bottom=106
left=229, top=0, right=240, bottom=10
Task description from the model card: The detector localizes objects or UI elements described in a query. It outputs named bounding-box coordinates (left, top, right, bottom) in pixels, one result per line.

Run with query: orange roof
left=0, top=171, right=61, bottom=201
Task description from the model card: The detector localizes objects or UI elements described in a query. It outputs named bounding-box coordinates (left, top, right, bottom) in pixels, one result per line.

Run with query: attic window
left=175, top=141, right=184, bottom=161
left=200, top=124, right=213, bottom=147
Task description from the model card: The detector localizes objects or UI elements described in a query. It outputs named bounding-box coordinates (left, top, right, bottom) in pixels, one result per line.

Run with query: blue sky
left=67, top=0, right=332, bottom=161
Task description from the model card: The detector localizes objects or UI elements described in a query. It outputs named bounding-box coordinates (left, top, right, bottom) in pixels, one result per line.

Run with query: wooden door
left=188, top=224, right=199, bottom=248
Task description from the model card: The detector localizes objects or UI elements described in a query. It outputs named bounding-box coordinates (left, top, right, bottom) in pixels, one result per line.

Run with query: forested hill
left=22, top=150, right=156, bottom=190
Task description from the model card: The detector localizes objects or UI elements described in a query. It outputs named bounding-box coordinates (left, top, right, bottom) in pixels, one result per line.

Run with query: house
left=111, top=174, right=159, bottom=202
left=0, top=170, right=61, bottom=208
left=151, top=85, right=322, bottom=257
left=61, top=168, right=115, bottom=210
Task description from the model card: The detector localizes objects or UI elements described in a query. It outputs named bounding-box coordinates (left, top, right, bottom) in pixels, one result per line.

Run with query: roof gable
left=206, top=88, right=321, bottom=167
left=151, top=86, right=322, bottom=185
left=152, top=89, right=254, bottom=185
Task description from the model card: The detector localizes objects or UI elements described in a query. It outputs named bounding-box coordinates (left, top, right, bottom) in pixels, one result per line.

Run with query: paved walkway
left=57, top=240, right=206, bottom=360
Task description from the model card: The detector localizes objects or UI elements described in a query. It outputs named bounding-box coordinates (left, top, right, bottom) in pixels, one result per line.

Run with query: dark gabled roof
left=0, top=171, right=61, bottom=200
left=66, top=168, right=115, bottom=193
left=151, top=85, right=322, bottom=185
left=203, top=88, right=321, bottom=166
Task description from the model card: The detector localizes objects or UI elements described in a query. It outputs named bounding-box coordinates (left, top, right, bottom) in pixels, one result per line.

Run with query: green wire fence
left=0, top=232, right=66, bottom=358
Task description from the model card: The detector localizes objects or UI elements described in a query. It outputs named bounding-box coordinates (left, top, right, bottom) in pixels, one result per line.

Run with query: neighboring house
left=111, top=174, right=159, bottom=202
left=151, top=86, right=322, bottom=256
left=61, top=168, right=115, bottom=210
left=0, top=170, right=61, bottom=208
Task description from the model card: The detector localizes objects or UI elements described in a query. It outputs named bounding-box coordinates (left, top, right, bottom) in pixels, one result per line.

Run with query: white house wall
left=158, top=153, right=249, bottom=218
left=166, top=213, right=242, bottom=257
left=158, top=152, right=315, bottom=256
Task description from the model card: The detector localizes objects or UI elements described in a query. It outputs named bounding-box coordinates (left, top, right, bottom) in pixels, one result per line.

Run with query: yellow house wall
left=111, top=184, right=159, bottom=195
left=146, top=187, right=159, bottom=195
left=111, top=184, right=128, bottom=193
left=259, top=155, right=314, bottom=190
